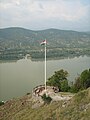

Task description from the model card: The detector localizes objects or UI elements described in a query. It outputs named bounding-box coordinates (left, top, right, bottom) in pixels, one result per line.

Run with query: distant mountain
left=0, top=27, right=90, bottom=60
left=0, top=27, right=90, bottom=49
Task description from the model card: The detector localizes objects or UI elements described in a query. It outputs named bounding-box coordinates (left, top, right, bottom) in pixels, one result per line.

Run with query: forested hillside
left=0, top=27, right=90, bottom=60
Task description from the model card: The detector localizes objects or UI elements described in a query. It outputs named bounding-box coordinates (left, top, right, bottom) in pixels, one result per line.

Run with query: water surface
left=0, top=56, right=90, bottom=101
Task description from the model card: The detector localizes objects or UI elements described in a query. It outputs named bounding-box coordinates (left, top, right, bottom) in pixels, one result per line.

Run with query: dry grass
left=0, top=88, right=90, bottom=120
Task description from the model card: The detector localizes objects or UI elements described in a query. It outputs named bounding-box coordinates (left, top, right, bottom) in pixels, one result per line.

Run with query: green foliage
left=0, top=101, right=4, bottom=106
left=70, top=69, right=90, bottom=93
left=47, top=69, right=69, bottom=92
left=0, top=27, right=90, bottom=60
left=70, top=77, right=82, bottom=93
left=41, top=94, right=52, bottom=104
left=60, top=80, right=70, bottom=92
left=80, top=69, right=90, bottom=88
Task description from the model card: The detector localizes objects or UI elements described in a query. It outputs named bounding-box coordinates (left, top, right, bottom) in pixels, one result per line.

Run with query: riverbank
left=0, top=55, right=89, bottom=63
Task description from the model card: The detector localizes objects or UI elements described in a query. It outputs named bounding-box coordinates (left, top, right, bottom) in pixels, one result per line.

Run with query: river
left=0, top=56, right=90, bottom=101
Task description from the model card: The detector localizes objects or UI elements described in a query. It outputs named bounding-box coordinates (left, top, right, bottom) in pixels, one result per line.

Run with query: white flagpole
left=45, top=39, right=47, bottom=91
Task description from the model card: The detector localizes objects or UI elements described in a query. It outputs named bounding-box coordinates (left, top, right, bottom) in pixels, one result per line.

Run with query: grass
left=0, top=88, right=90, bottom=120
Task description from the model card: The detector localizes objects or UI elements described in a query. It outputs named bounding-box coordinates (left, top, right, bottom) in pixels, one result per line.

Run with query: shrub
left=70, top=69, right=90, bottom=93
left=0, top=101, right=4, bottom=106
left=60, top=80, right=69, bottom=92
left=41, top=94, right=52, bottom=104
left=47, top=69, right=70, bottom=92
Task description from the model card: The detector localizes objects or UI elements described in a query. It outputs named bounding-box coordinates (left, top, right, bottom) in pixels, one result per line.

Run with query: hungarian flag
left=40, top=40, right=47, bottom=45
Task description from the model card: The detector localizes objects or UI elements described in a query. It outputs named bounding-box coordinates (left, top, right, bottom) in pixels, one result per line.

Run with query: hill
left=0, top=27, right=90, bottom=48
left=0, top=87, right=90, bottom=120
left=0, top=27, right=90, bottom=60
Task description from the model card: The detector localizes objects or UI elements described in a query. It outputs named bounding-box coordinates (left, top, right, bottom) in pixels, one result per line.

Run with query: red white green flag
left=40, top=40, right=47, bottom=45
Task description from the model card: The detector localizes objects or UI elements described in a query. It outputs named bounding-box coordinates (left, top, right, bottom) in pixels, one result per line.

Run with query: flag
left=40, top=40, right=46, bottom=45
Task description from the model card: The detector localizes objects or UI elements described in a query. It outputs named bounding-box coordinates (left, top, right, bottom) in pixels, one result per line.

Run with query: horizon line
left=0, top=26, right=90, bottom=32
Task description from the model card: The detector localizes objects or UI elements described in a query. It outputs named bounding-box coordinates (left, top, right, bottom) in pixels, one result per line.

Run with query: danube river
left=0, top=56, right=90, bottom=101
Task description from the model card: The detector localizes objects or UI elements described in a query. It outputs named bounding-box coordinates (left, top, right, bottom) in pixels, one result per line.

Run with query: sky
left=0, top=0, right=90, bottom=31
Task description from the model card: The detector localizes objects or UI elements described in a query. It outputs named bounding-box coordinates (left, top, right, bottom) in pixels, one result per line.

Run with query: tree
left=70, top=77, right=82, bottom=93
left=60, top=80, right=69, bottom=92
left=47, top=69, right=69, bottom=91
left=70, top=69, right=90, bottom=93
left=80, top=69, right=90, bottom=89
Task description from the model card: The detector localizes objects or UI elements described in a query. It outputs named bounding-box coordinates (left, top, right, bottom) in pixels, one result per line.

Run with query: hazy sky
left=0, top=0, right=90, bottom=31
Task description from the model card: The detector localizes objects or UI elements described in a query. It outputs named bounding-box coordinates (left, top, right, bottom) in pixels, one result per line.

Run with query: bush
left=60, top=80, right=70, bottom=92
left=80, top=69, right=90, bottom=89
left=0, top=101, right=4, bottom=106
left=47, top=69, right=70, bottom=92
left=70, top=69, right=90, bottom=93
left=41, top=94, right=52, bottom=104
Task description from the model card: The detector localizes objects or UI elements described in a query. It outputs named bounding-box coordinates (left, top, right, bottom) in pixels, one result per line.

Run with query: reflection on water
left=0, top=56, right=90, bottom=101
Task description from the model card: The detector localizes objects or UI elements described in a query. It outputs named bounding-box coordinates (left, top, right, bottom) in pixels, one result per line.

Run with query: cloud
left=38, top=0, right=89, bottom=21
left=0, top=0, right=90, bottom=31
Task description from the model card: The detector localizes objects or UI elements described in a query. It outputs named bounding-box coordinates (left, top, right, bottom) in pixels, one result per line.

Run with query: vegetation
left=47, top=69, right=90, bottom=93
left=0, top=88, right=90, bottom=120
left=70, top=69, right=90, bottom=93
left=0, top=101, right=4, bottom=106
left=0, top=68, right=90, bottom=119
left=59, top=88, right=90, bottom=120
left=47, top=69, right=69, bottom=92
left=41, top=94, right=52, bottom=104
left=0, top=27, right=90, bottom=60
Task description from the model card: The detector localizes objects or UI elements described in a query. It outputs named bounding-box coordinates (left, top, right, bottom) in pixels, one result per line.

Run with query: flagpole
left=45, top=39, right=46, bottom=91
